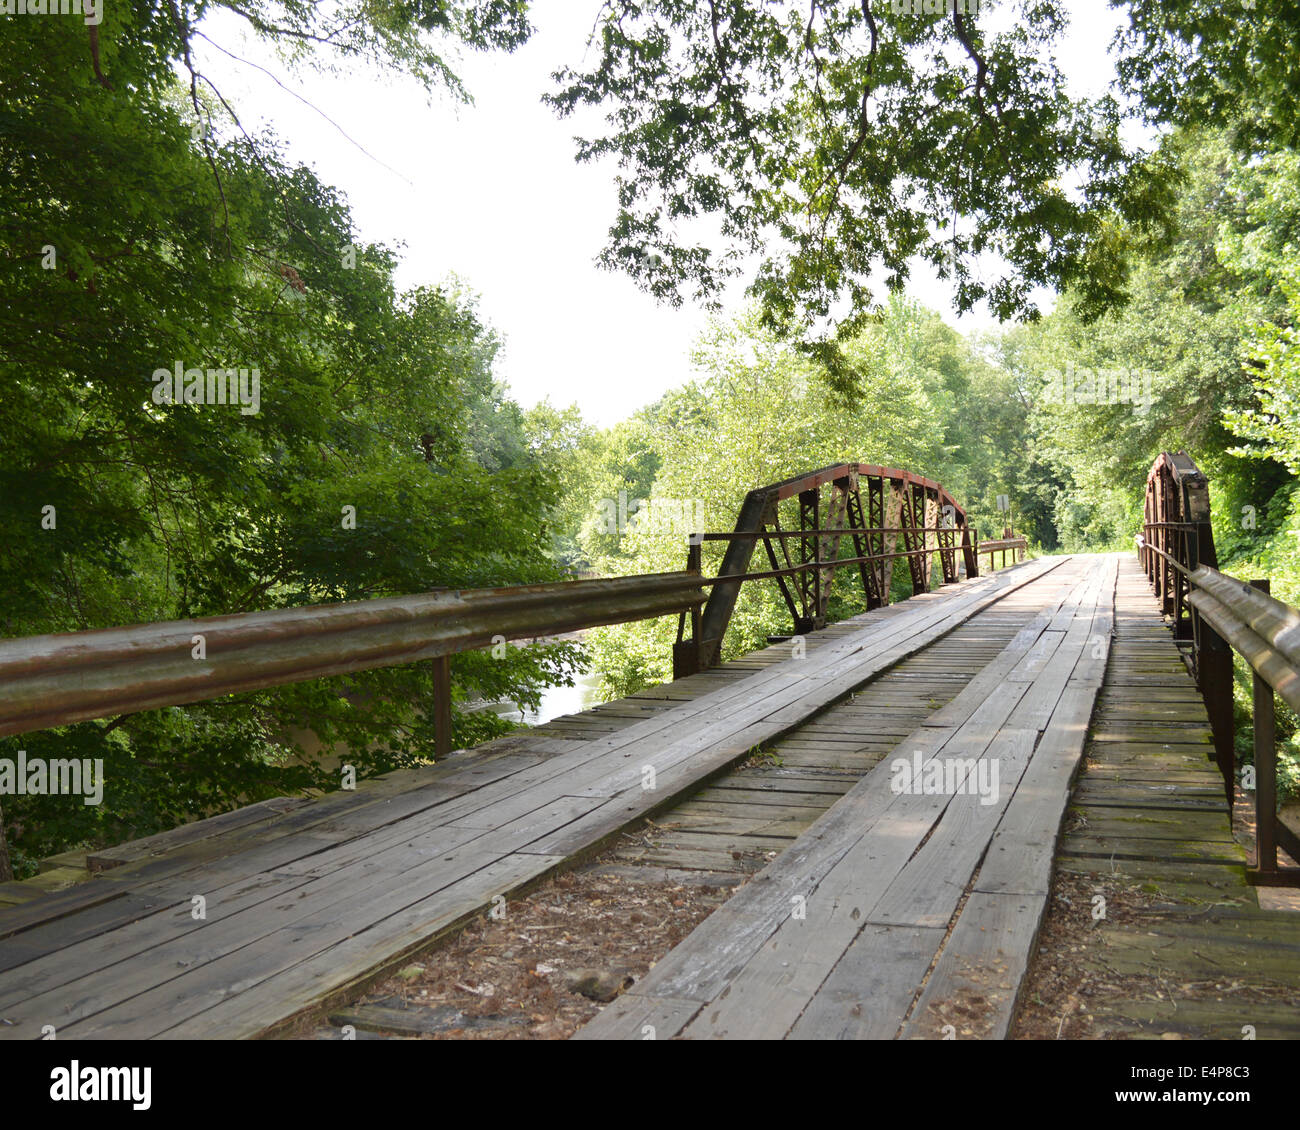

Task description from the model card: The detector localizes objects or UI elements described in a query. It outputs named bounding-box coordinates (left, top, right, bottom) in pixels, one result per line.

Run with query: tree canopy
left=547, top=0, right=1296, bottom=386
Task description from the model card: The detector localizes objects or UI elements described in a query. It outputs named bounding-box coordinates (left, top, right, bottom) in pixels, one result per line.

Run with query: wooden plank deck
left=576, top=553, right=1119, bottom=1039
left=0, top=555, right=1061, bottom=1039
left=15, top=549, right=1281, bottom=1041
left=579, top=552, right=1300, bottom=1041
left=611, top=568, right=1090, bottom=876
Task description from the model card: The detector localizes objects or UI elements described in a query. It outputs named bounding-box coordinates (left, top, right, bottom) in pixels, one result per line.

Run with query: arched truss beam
left=1142, top=451, right=1217, bottom=630
left=685, top=463, right=976, bottom=672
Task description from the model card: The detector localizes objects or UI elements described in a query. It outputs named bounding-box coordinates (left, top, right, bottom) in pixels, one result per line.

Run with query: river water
left=474, top=663, right=607, bottom=727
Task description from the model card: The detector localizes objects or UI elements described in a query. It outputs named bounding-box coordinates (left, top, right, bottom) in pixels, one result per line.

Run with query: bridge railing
left=673, top=523, right=970, bottom=674
left=1140, top=451, right=1300, bottom=886
left=670, top=521, right=1022, bottom=679
left=669, top=463, right=1015, bottom=676
left=0, top=572, right=708, bottom=757
left=976, top=536, right=1028, bottom=570
left=0, top=462, right=1002, bottom=762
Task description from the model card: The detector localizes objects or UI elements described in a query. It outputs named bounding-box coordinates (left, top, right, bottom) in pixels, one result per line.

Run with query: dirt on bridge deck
left=308, top=849, right=745, bottom=1040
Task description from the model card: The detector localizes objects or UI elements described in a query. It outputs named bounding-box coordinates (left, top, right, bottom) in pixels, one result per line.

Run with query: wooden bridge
left=1, top=455, right=1297, bottom=1040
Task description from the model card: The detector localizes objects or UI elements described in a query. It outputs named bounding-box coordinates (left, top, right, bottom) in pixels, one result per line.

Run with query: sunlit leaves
left=548, top=0, right=1177, bottom=387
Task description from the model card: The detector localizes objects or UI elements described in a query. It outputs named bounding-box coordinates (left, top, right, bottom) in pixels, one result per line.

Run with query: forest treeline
left=4, top=2, right=1300, bottom=873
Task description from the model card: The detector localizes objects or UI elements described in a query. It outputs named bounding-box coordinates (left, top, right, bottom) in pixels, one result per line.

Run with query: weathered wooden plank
left=1071, top=779, right=1226, bottom=810
left=691, top=784, right=852, bottom=807
left=610, top=845, right=769, bottom=873
left=785, top=925, right=945, bottom=1040
left=1088, top=998, right=1300, bottom=1040
left=869, top=728, right=1037, bottom=928
left=0, top=878, right=139, bottom=940
left=667, top=685, right=1039, bottom=1039
left=899, top=890, right=1046, bottom=1040
left=582, top=556, right=1115, bottom=1042
left=0, top=891, right=170, bottom=977
left=571, top=994, right=703, bottom=1041
left=85, top=797, right=322, bottom=872
left=1063, top=818, right=1238, bottom=855
left=968, top=682, right=1103, bottom=897
left=1058, top=834, right=1244, bottom=865
left=144, top=852, right=570, bottom=1040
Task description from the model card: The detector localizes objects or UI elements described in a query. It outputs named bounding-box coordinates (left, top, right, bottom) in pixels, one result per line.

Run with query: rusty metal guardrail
left=977, top=537, right=1028, bottom=570
left=0, top=572, right=707, bottom=751
left=1140, top=451, right=1300, bottom=886
left=0, top=461, right=1006, bottom=760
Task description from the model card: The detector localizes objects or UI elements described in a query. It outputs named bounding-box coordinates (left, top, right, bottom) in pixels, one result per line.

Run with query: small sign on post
left=996, top=494, right=1013, bottom=541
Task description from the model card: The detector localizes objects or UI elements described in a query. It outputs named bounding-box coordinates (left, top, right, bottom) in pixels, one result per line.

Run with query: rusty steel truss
left=673, top=463, right=980, bottom=677
left=1140, top=450, right=1234, bottom=782
left=1139, top=451, right=1235, bottom=776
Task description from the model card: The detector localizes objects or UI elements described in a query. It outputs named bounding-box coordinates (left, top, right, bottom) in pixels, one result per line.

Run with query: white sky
left=194, top=0, right=1127, bottom=427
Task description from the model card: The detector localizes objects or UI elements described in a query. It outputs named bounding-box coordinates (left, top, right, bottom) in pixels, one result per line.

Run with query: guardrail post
left=674, top=540, right=704, bottom=680
left=433, top=655, right=452, bottom=759
left=1251, top=579, right=1278, bottom=877
left=0, top=800, right=12, bottom=882
left=797, top=487, right=821, bottom=633
left=1200, top=635, right=1235, bottom=798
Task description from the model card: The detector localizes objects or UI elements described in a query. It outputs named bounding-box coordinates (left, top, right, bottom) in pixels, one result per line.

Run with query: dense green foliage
left=9, top=0, right=1300, bottom=872
left=546, top=0, right=1300, bottom=386
left=548, top=300, right=1031, bottom=696
left=995, top=131, right=1292, bottom=554
left=0, top=2, right=576, bottom=876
